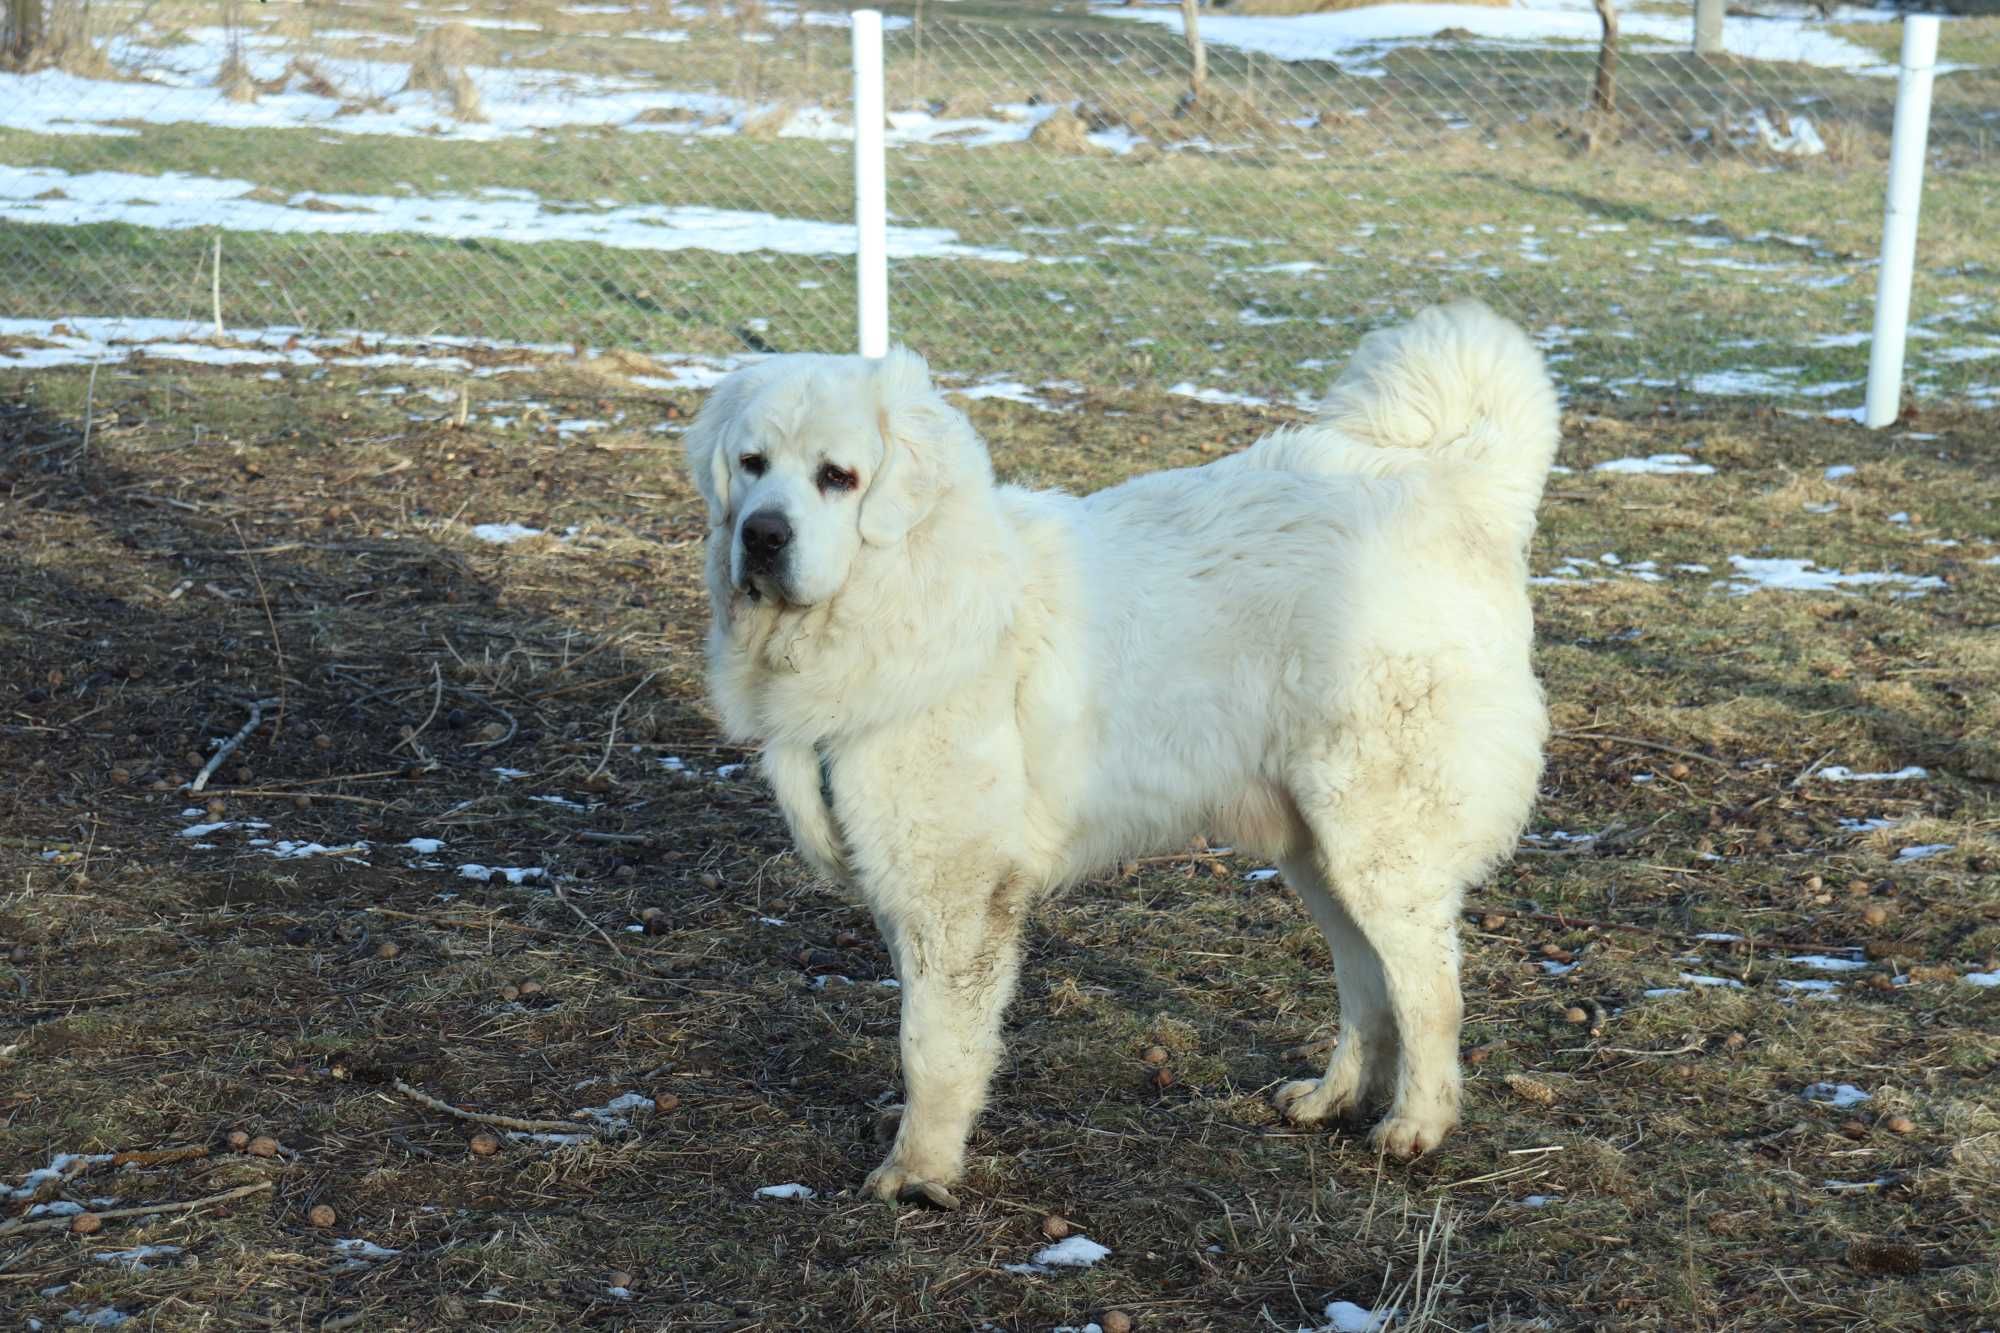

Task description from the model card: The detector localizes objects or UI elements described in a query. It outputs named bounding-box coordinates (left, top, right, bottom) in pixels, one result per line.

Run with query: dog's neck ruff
left=706, top=491, right=1026, bottom=751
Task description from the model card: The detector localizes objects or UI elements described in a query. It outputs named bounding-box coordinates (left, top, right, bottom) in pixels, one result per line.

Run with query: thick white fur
left=687, top=301, right=1559, bottom=1204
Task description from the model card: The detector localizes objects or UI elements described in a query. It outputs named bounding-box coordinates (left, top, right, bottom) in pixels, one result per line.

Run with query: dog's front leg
left=863, top=881, right=1029, bottom=1209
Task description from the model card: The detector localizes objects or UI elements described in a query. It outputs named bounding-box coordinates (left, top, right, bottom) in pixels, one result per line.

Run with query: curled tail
left=1316, top=300, right=1560, bottom=549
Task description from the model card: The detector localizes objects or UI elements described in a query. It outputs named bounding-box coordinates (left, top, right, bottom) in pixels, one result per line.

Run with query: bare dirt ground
left=2, top=345, right=1997, bottom=1331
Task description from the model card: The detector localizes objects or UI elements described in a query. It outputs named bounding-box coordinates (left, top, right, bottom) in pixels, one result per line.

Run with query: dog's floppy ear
left=683, top=366, right=762, bottom=528
left=859, top=347, right=953, bottom=547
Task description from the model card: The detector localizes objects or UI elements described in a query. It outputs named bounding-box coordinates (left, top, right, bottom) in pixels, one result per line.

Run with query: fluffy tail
left=1315, top=300, right=1560, bottom=549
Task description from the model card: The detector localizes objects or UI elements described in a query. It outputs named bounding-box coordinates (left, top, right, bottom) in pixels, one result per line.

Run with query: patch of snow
left=1694, top=932, right=1743, bottom=943
left=331, top=1239, right=401, bottom=1263
left=61, top=1312, right=130, bottom=1330
left=1838, top=817, right=1898, bottom=832
left=492, top=767, right=529, bottom=780
left=1895, top=844, right=1953, bottom=862
left=470, top=522, right=544, bottom=545
left=1303, top=1300, right=1398, bottom=1333
left=1777, top=978, right=1841, bottom=994
left=1790, top=954, right=1869, bottom=972
left=1725, top=557, right=1946, bottom=598
left=1540, top=959, right=1580, bottom=976
left=1005, top=1234, right=1112, bottom=1274
left=1642, top=987, right=1690, bottom=999
left=0, top=164, right=1025, bottom=264
left=577, top=1092, right=656, bottom=1128
left=1802, top=1081, right=1870, bottom=1108
left=1592, top=453, right=1714, bottom=476
left=264, top=840, right=368, bottom=861
left=92, top=1245, right=183, bottom=1271
left=1819, top=766, right=1926, bottom=782
left=457, top=864, right=547, bottom=884
left=404, top=837, right=445, bottom=854
left=1824, top=1175, right=1894, bottom=1192
left=1965, top=972, right=2000, bottom=988
left=1244, top=867, right=1281, bottom=882
left=1679, top=973, right=1745, bottom=989
left=755, top=1182, right=816, bottom=1200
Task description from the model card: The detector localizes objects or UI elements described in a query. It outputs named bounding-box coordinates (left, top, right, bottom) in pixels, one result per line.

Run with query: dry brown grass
left=0, top=347, right=1996, bottom=1329
left=402, top=21, right=485, bottom=98
left=3, top=0, right=112, bottom=76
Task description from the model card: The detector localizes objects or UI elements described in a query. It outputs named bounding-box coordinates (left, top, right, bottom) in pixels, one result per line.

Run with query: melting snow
left=1803, top=1081, right=1870, bottom=1108
left=1302, top=1300, right=1399, bottom=1333
left=1965, top=972, right=2000, bottom=987
left=1896, top=844, right=1953, bottom=862
left=470, top=522, right=544, bottom=545
left=457, top=864, right=547, bottom=884
left=1592, top=453, right=1714, bottom=476
left=754, top=1182, right=816, bottom=1200
left=1004, top=1234, right=1112, bottom=1274
left=404, top=837, right=445, bottom=854
left=1679, top=973, right=1745, bottom=989
left=1725, top=557, right=1946, bottom=598
left=0, top=165, right=1024, bottom=264
left=1789, top=955, right=1869, bottom=972
left=1817, top=765, right=1927, bottom=783
left=92, top=1246, right=183, bottom=1271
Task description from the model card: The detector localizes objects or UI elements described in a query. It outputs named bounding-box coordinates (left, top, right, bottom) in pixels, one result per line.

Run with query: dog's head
left=683, top=348, right=977, bottom=609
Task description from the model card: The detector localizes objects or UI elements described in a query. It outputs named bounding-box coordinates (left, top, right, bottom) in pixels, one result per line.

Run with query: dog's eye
left=740, top=453, right=767, bottom=477
left=817, top=464, right=859, bottom=494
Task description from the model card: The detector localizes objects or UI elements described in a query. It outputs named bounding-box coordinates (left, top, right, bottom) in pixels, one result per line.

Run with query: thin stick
left=553, top=882, right=625, bottom=960
left=1552, top=730, right=1730, bottom=768
left=190, top=698, right=275, bottom=794
left=233, top=519, right=287, bottom=737
left=587, top=670, right=659, bottom=783
left=203, top=789, right=392, bottom=808
left=391, top=1079, right=607, bottom=1137
left=391, top=663, right=445, bottom=756
left=78, top=354, right=101, bottom=468
left=0, top=1180, right=272, bottom=1236
left=1465, top=904, right=1663, bottom=937
left=211, top=234, right=225, bottom=339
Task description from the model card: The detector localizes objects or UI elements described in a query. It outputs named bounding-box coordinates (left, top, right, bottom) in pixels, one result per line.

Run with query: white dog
left=686, top=301, right=1557, bottom=1206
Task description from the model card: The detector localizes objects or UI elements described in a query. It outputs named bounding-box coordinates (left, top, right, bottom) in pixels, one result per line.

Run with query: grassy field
left=2, top=0, right=1996, bottom=403
left=2, top=337, right=1997, bottom=1330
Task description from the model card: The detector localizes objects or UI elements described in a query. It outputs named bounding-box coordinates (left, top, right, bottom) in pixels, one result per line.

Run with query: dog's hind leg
left=862, top=874, right=1031, bottom=1208
left=1273, top=854, right=1400, bottom=1127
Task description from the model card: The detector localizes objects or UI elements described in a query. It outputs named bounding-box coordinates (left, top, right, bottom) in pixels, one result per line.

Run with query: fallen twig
left=191, top=698, right=277, bottom=794
left=588, top=671, right=659, bottom=783
left=0, top=1180, right=273, bottom=1236
left=390, top=1079, right=608, bottom=1137
left=390, top=663, right=445, bottom=757
left=232, top=518, right=288, bottom=738
left=1552, top=730, right=1730, bottom=769
left=553, top=883, right=626, bottom=960
left=110, top=1145, right=210, bottom=1169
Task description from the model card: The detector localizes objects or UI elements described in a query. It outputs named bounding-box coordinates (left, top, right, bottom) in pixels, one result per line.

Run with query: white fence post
left=1693, top=0, right=1723, bottom=57
left=1865, top=15, right=1940, bottom=430
left=851, top=9, right=889, bottom=359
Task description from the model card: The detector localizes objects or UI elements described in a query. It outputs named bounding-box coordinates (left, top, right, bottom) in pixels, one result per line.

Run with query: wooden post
left=1693, top=0, right=1723, bottom=58
left=5, top=0, right=42, bottom=64
left=1181, top=0, right=1206, bottom=103
left=1592, top=0, right=1619, bottom=115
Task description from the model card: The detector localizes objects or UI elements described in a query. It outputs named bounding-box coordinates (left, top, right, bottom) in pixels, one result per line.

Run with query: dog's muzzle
left=736, top=509, right=792, bottom=601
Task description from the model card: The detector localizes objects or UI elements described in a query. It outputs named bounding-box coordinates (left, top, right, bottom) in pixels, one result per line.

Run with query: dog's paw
left=1273, top=1072, right=1365, bottom=1126
left=1369, top=1112, right=1455, bottom=1159
left=863, top=1160, right=961, bottom=1211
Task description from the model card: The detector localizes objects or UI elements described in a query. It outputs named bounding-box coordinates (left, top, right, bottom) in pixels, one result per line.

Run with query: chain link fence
left=3, top=2, right=1996, bottom=403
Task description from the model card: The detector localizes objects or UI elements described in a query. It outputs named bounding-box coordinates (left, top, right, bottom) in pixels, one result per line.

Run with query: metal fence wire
left=3, top=3, right=1996, bottom=404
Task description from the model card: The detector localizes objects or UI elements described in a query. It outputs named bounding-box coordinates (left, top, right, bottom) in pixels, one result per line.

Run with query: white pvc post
left=851, top=9, right=889, bottom=359
left=1693, top=0, right=1723, bottom=57
left=1865, top=15, right=1940, bottom=430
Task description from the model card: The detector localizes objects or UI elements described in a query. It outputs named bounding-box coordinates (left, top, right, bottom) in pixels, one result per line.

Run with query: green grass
left=1, top=344, right=1997, bottom=1330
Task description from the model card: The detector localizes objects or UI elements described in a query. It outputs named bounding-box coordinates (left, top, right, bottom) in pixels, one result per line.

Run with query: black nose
left=740, top=510, right=792, bottom=567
